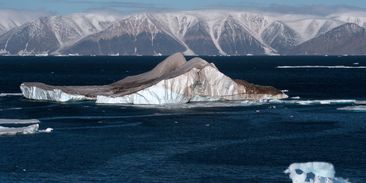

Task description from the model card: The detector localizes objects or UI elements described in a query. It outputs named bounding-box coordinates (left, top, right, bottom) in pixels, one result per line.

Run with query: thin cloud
left=202, top=2, right=366, bottom=15
left=44, top=0, right=163, bottom=10
left=263, top=4, right=366, bottom=15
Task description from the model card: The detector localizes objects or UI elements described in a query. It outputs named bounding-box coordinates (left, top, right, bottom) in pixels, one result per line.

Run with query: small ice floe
left=0, top=119, right=40, bottom=125
left=291, top=96, right=301, bottom=100
left=0, top=124, right=39, bottom=136
left=0, top=119, right=53, bottom=136
left=353, top=63, right=359, bottom=65
left=285, top=162, right=350, bottom=183
left=39, top=128, right=53, bottom=133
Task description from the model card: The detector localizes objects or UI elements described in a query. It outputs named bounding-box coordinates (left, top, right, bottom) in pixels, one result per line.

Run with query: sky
left=1, top=0, right=366, bottom=15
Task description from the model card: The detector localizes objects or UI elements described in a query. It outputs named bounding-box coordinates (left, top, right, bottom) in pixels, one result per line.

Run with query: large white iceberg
left=20, top=53, right=287, bottom=104
left=285, top=162, right=350, bottom=183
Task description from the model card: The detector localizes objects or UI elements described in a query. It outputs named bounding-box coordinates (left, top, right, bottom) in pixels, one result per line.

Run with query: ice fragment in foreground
left=285, top=162, right=350, bottom=183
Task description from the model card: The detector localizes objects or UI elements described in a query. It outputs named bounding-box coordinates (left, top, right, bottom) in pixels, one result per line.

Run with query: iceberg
left=20, top=53, right=287, bottom=104
left=285, top=162, right=350, bottom=183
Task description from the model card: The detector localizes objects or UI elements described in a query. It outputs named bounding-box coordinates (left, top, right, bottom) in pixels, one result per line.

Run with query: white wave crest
left=337, top=105, right=366, bottom=111
left=0, top=107, right=23, bottom=111
left=277, top=65, right=366, bottom=69
left=0, top=119, right=40, bottom=125
left=0, top=93, right=23, bottom=97
left=270, top=99, right=356, bottom=105
left=97, top=99, right=359, bottom=109
left=285, top=162, right=350, bottom=183
left=291, top=96, right=301, bottom=100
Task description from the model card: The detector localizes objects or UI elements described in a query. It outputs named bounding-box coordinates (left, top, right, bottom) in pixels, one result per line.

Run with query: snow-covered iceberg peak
left=20, top=52, right=287, bottom=104
left=285, top=162, right=350, bottom=183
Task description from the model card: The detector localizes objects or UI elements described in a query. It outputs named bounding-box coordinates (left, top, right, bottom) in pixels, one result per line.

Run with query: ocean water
left=0, top=56, right=366, bottom=182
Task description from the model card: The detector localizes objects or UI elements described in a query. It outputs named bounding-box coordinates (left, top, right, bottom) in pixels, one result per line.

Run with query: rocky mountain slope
left=1, top=10, right=366, bottom=55
left=0, top=13, right=119, bottom=55
left=289, top=23, right=366, bottom=55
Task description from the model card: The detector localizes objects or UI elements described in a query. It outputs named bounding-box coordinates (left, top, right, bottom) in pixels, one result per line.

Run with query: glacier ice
left=20, top=53, right=288, bottom=105
left=285, top=162, right=350, bottom=183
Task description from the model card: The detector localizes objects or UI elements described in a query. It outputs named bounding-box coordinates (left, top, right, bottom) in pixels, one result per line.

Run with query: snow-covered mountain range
left=0, top=10, right=49, bottom=36
left=1, top=10, right=366, bottom=56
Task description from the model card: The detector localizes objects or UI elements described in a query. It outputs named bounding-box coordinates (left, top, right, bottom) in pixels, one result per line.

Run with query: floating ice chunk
left=39, top=128, right=53, bottom=133
left=0, top=124, right=39, bottom=136
left=0, top=119, right=40, bottom=125
left=0, top=121, right=53, bottom=136
left=285, top=162, right=350, bottom=183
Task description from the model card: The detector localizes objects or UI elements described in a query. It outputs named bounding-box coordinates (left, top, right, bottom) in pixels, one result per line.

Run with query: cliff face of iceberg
left=285, top=162, right=350, bottom=183
left=20, top=52, right=287, bottom=104
left=20, top=84, right=89, bottom=102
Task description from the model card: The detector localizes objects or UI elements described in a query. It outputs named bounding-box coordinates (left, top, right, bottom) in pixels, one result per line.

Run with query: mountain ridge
left=1, top=10, right=366, bottom=56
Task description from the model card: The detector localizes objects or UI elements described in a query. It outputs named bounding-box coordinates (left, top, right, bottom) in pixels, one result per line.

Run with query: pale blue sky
left=1, top=0, right=366, bottom=14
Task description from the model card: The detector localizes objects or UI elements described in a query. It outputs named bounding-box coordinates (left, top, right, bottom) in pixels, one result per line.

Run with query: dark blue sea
left=0, top=56, right=366, bottom=182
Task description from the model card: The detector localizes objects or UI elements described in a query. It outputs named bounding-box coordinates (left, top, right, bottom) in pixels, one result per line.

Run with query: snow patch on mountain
left=0, top=9, right=49, bottom=35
